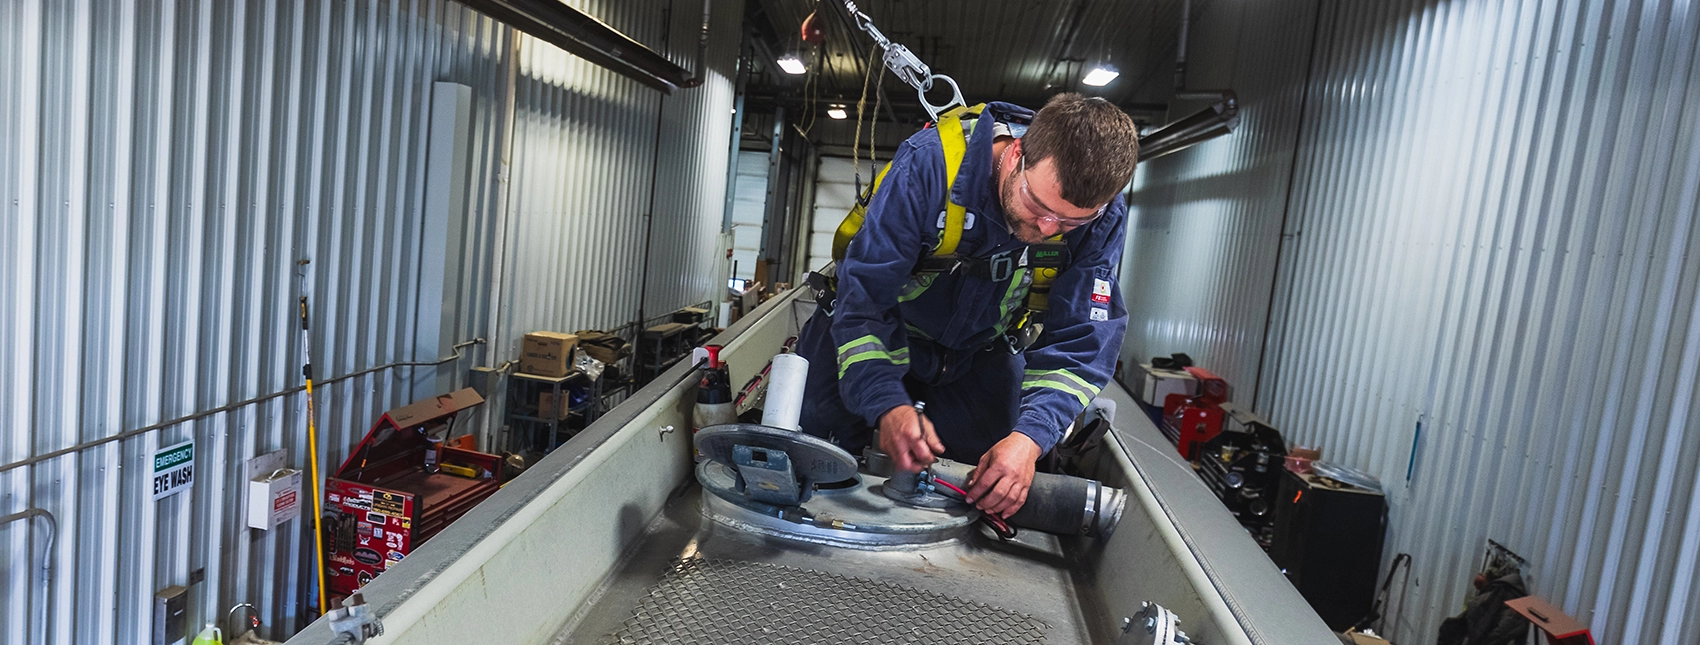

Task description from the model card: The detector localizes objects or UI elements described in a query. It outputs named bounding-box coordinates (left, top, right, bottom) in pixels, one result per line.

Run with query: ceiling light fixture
left=1082, top=66, right=1120, bottom=87
left=776, top=54, right=807, bottom=75
left=827, top=105, right=848, bottom=120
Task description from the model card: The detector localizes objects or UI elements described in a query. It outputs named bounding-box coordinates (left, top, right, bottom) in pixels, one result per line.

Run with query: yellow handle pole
left=305, top=378, right=327, bottom=615
left=300, top=294, right=329, bottom=616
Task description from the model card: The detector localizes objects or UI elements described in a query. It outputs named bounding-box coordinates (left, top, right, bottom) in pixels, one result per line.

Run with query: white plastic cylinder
left=762, top=353, right=810, bottom=432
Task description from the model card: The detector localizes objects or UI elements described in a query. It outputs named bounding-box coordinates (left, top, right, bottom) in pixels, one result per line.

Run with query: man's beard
left=999, top=176, right=1049, bottom=244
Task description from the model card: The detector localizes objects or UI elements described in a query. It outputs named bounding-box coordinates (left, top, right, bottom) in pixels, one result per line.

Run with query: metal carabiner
left=918, top=74, right=965, bottom=122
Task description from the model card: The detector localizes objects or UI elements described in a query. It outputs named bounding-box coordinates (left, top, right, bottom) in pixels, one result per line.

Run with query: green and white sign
left=152, top=440, right=195, bottom=501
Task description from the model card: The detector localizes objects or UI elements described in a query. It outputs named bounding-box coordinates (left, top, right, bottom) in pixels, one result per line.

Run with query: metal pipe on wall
left=1175, top=0, right=1190, bottom=90
left=1, top=509, right=57, bottom=645
left=680, top=0, right=715, bottom=88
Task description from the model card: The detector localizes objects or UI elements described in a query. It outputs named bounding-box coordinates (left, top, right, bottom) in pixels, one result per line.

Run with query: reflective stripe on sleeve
left=1021, top=368, right=1101, bottom=407
left=836, top=335, right=912, bottom=378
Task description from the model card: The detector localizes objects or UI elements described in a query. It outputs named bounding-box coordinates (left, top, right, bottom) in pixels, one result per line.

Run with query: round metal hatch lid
left=694, top=423, right=858, bottom=483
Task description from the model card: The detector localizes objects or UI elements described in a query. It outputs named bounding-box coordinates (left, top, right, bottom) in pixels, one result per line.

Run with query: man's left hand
left=964, top=433, right=1042, bottom=518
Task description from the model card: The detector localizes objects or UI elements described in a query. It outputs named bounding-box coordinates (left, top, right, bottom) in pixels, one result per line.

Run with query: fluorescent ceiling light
left=827, top=105, right=848, bottom=120
left=1082, top=66, right=1120, bottom=87
left=776, top=55, right=807, bottom=75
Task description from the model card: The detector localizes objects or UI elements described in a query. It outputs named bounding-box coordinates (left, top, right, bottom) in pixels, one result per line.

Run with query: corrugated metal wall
left=1119, top=0, right=1321, bottom=393
left=1123, top=0, right=1700, bottom=643
left=0, top=0, right=742, bottom=642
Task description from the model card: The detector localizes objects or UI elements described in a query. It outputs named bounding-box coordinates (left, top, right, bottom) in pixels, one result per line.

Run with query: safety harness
left=809, top=104, right=1069, bottom=353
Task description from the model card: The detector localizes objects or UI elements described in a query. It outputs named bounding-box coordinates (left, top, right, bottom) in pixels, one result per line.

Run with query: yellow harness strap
left=933, top=105, right=975, bottom=257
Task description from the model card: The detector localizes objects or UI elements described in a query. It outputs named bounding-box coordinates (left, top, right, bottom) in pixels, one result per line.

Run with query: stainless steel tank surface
left=547, top=484, right=1113, bottom=644
left=550, top=424, right=1137, bottom=644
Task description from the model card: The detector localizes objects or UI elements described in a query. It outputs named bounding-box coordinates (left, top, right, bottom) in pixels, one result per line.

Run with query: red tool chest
left=323, top=388, right=503, bottom=603
left=1162, top=367, right=1232, bottom=460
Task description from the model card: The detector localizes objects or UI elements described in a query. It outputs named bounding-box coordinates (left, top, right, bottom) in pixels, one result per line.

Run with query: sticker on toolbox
left=372, top=491, right=406, bottom=516
left=387, top=550, right=404, bottom=561
left=328, top=493, right=341, bottom=503
left=372, top=527, right=384, bottom=539
left=342, top=497, right=371, bottom=511
left=366, top=511, right=386, bottom=524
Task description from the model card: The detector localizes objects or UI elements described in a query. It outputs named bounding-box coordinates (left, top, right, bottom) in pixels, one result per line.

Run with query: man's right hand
left=878, top=405, right=945, bottom=472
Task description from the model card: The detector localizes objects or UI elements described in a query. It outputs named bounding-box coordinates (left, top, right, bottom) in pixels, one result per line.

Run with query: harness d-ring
left=919, top=74, right=965, bottom=122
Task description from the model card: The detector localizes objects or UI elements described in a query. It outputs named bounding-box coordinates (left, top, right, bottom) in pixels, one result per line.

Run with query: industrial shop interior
left=4, top=1, right=1696, bottom=644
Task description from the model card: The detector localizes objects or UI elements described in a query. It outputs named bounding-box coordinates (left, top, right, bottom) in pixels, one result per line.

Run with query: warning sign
left=152, top=441, right=195, bottom=501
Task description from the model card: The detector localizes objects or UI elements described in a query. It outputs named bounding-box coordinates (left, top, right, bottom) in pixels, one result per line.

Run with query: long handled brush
left=297, top=260, right=329, bottom=615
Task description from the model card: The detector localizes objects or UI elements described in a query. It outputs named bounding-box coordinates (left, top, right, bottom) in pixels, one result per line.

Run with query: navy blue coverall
left=796, top=102, right=1130, bottom=462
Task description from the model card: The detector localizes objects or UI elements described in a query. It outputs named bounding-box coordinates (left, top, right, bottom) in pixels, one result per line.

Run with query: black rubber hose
left=1006, top=471, right=1093, bottom=536
left=926, top=459, right=1125, bottom=538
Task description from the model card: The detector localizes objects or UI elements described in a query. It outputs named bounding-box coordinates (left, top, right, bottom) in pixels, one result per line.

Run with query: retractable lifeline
left=297, top=259, right=329, bottom=615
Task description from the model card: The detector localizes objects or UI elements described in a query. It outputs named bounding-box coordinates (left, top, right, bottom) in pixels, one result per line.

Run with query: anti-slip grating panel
left=601, top=557, right=1050, bottom=644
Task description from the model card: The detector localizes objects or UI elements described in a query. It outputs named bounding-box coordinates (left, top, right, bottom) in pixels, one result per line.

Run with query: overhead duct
left=1137, top=91, right=1239, bottom=161
left=1137, top=0, right=1239, bottom=162
left=461, top=0, right=711, bottom=93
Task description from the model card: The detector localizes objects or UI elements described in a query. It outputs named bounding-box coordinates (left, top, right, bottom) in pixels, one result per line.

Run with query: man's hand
left=965, top=433, right=1042, bottom=518
left=878, top=405, right=945, bottom=472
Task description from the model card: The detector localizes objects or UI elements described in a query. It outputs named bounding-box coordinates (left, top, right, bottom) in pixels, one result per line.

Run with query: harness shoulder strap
left=932, top=105, right=978, bottom=257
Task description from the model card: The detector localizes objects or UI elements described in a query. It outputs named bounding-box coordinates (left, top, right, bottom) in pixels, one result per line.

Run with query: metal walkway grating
left=600, top=557, right=1050, bottom=644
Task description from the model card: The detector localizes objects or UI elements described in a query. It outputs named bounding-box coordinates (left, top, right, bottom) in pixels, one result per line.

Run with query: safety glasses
left=1018, top=152, right=1107, bottom=227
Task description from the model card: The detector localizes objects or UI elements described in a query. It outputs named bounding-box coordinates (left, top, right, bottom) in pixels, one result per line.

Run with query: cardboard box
left=538, top=392, right=573, bottom=420
left=521, top=331, right=578, bottom=377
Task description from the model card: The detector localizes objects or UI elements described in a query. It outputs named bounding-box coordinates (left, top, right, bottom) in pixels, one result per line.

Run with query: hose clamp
left=1082, top=479, right=1101, bottom=536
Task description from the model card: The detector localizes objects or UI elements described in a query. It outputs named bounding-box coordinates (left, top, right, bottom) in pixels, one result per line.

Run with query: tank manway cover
left=695, top=424, right=858, bottom=483
left=602, top=557, right=1049, bottom=644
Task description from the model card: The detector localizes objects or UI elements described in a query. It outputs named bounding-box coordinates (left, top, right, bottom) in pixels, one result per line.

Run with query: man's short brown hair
left=1021, top=93, right=1140, bottom=207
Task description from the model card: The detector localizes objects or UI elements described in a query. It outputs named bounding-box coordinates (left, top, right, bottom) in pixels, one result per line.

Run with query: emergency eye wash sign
left=152, top=440, right=195, bottom=501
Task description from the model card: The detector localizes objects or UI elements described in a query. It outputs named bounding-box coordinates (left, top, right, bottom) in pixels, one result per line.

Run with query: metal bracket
left=1117, top=602, right=1188, bottom=645
left=733, top=444, right=807, bottom=506
left=327, top=593, right=384, bottom=644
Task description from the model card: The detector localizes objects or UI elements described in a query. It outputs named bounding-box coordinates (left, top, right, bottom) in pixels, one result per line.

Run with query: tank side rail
left=1092, top=379, right=1340, bottom=645
left=285, top=292, right=801, bottom=645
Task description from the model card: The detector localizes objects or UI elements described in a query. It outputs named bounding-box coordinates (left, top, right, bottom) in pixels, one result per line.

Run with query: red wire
left=932, top=478, right=1017, bottom=539
left=933, top=478, right=969, bottom=498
